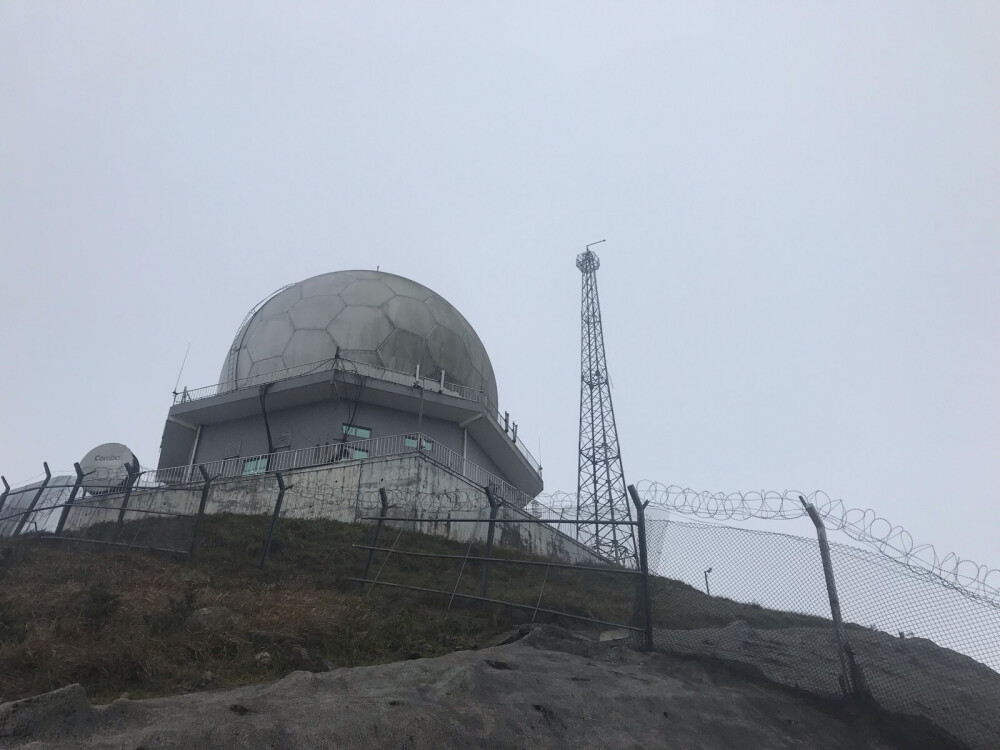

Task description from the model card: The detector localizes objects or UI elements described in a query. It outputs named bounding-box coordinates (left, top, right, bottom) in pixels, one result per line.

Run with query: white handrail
left=153, top=432, right=533, bottom=508
left=171, top=356, right=542, bottom=474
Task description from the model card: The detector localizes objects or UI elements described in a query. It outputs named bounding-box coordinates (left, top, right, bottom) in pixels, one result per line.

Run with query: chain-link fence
left=643, top=517, right=1000, bottom=750
left=4, top=464, right=999, bottom=747
left=346, top=487, right=644, bottom=639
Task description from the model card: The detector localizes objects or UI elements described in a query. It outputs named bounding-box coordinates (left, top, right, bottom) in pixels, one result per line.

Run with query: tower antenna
left=575, top=242, right=636, bottom=565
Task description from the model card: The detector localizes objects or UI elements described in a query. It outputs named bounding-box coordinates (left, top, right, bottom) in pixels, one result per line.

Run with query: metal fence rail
left=349, top=487, right=653, bottom=646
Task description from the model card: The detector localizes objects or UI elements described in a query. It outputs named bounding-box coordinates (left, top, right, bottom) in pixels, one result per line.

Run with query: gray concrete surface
left=1, top=625, right=908, bottom=750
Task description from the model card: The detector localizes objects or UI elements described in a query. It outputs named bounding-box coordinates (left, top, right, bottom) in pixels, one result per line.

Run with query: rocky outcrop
left=656, top=621, right=1000, bottom=750
left=1, top=625, right=909, bottom=750
left=0, top=684, right=97, bottom=744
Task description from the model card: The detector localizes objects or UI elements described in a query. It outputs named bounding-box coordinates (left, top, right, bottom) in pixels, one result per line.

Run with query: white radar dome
left=220, top=270, right=498, bottom=405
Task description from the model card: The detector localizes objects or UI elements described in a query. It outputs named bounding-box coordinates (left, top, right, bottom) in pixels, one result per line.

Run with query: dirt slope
left=2, top=626, right=908, bottom=750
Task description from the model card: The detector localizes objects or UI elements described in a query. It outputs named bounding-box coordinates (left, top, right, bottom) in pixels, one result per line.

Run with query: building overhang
left=158, top=368, right=543, bottom=497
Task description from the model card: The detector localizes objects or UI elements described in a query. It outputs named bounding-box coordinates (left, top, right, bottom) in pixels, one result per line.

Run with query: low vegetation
left=0, top=513, right=831, bottom=704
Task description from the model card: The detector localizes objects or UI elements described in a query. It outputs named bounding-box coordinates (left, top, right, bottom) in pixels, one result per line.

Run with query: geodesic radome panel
left=219, top=270, right=498, bottom=404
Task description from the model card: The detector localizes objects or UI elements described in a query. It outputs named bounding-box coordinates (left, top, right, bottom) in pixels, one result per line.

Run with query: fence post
left=14, top=463, right=51, bottom=537
left=0, top=476, right=9, bottom=517
left=188, top=466, right=214, bottom=559
left=627, top=485, right=654, bottom=651
left=111, top=461, right=140, bottom=543
left=479, top=485, right=502, bottom=604
left=259, top=472, right=290, bottom=569
left=361, top=488, right=390, bottom=589
left=55, top=463, right=85, bottom=536
left=799, top=495, right=866, bottom=698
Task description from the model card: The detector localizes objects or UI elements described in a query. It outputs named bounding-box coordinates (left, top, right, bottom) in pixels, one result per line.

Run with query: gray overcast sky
left=1, top=3, right=997, bottom=567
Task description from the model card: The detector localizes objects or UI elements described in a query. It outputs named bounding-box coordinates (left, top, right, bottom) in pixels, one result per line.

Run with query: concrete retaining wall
left=57, top=454, right=606, bottom=566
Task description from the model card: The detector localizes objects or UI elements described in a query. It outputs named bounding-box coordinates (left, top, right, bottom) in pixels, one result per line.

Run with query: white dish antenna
left=79, top=443, right=139, bottom=493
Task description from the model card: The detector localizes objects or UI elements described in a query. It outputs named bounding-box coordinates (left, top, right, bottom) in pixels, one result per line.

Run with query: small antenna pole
left=173, top=343, right=191, bottom=395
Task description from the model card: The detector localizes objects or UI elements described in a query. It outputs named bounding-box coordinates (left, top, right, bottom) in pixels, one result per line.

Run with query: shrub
left=80, top=583, right=121, bottom=630
left=0, top=609, right=27, bottom=644
left=144, top=590, right=198, bottom=637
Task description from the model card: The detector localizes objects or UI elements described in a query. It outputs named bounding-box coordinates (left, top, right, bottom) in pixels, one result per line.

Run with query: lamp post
left=704, top=567, right=713, bottom=597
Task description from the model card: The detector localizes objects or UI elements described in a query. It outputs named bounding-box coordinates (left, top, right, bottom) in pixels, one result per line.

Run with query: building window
left=405, top=436, right=433, bottom=451
left=342, top=423, right=371, bottom=439
left=224, top=439, right=242, bottom=459
left=242, top=457, right=267, bottom=476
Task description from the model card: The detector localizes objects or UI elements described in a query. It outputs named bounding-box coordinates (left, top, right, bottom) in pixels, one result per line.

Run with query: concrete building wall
left=57, top=454, right=603, bottom=566
left=60, top=494, right=120, bottom=533
left=62, top=485, right=204, bottom=534
left=192, top=399, right=506, bottom=481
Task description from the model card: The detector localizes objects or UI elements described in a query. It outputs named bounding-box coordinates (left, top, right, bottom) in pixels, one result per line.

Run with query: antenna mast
left=575, top=241, right=636, bottom=565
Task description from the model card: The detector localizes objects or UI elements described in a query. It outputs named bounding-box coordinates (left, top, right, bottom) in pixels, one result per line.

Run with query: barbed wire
left=527, top=482, right=1000, bottom=605
left=4, top=465, right=997, bottom=606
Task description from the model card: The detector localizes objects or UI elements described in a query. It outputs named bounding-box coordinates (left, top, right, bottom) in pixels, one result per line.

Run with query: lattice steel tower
left=575, top=243, right=636, bottom=565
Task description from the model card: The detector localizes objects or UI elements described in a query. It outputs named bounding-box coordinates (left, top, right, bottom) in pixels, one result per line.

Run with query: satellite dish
left=79, top=443, right=139, bottom=494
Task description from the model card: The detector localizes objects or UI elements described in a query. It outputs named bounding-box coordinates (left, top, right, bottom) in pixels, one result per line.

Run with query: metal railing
left=171, top=356, right=542, bottom=475
left=153, top=432, right=534, bottom=508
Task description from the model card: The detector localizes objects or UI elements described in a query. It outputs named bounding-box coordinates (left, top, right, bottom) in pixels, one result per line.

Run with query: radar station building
left=157, top=270, right=543, bottom=506
left=3, top=270, right=601, bottom=566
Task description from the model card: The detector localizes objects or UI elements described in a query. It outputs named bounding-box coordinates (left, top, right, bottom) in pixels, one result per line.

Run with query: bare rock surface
left=186, top=606, right=245, bottom=631
left=0, top=684, right=97, bottom=744
left=656, top=621, right=1000, bottom=750
left=0, top=625, right=903, bottom=750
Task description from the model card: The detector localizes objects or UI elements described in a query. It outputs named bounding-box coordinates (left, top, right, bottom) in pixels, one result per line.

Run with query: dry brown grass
left=0, top=513, right=832, bottom=705
left=0, top=516, right=518, bottom=704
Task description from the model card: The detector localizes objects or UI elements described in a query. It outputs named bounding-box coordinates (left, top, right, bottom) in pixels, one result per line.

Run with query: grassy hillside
left=0, top=514, right=831, bottom=704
